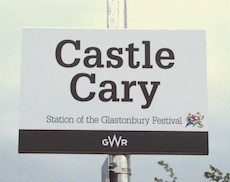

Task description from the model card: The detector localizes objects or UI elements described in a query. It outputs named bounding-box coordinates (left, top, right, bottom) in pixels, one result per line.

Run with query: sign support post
left=104, top=1, right=131, bottom=182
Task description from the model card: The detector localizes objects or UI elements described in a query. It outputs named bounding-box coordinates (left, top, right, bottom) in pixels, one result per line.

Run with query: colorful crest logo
left=185, top=112, right=204, bottom=128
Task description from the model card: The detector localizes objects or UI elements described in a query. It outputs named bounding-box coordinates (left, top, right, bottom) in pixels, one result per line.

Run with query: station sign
left=19, top=29, right=208, bottom=154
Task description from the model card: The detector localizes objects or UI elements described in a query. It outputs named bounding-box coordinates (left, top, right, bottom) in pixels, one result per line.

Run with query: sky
left=1, top=0, right=230, bottom=181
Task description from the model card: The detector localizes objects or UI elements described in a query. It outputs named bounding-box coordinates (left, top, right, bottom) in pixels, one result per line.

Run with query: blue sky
left=1, top=0, right=230, bottom=181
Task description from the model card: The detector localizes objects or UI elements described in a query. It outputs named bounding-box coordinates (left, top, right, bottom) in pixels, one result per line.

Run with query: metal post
left=109, top=155, right=131, bottom=182
left=105, top=0, right=131, bottom=182
left=107, top=0, right=127, bottom=28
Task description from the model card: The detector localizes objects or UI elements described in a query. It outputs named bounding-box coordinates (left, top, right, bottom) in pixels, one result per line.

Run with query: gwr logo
left=102, top=135, right=128, bottom=147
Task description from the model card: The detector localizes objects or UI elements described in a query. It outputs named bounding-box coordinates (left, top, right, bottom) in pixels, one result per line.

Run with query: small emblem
left=186, top=112, right=204, bottom=128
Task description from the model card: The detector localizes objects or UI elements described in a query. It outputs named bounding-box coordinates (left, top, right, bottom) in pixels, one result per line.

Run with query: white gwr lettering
left=102, top=135, right=128, bottom=147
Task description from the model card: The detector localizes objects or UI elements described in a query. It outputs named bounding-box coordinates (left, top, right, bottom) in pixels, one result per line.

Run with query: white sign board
left=19, top=29, right=208, bottom=154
